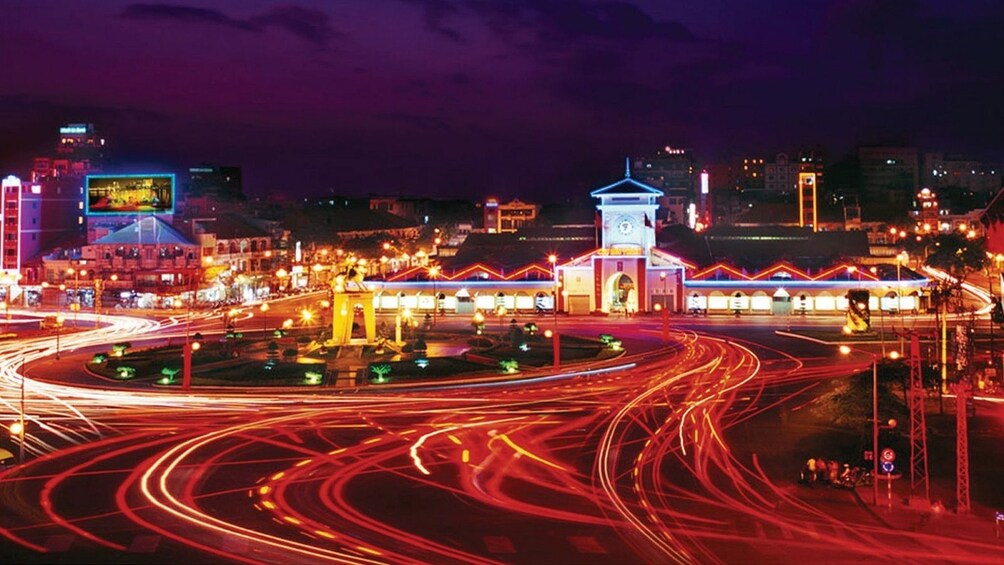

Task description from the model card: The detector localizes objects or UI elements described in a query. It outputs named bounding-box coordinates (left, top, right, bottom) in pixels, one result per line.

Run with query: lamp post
left=840, top=345, right=897, bottom=506
left=66, top=267, right=85, bottom=327
left=54, top=314, right=65, bottom=359
left=275, top=268, right=289, bottom=295
left=260, top=302, right=270, bottom=339
left=546, top=328, right=560, bottom=369
left=472, top=310, right=485, bottom=336
left=428, top=265, right=440, bottom=328
left=548, top=254, right=559, bottom=326
left=14, top=352, right=26, bottom=463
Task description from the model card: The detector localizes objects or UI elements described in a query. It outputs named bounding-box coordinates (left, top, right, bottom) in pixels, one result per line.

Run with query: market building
left=367, top=167, right=930, bottom=317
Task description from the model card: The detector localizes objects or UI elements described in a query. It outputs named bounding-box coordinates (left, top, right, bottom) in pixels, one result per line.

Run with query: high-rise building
left=1, top=174, right=84, bottom=285
left=858, top=146, right=919, bottom=204
left=923, top=153, right=1001, bottom=196
left=186, top=165, right=243, bottom=199
left=765, top=150, right=824, bottom=195
left=632, top=146, right=696, bottom=225
left=32, top=123, right=105, bottom=181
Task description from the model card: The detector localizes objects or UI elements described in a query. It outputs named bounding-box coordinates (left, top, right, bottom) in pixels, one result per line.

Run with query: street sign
left=881, top=448, right=896, bottom=463
left=881, top=461, right=895, bottom=474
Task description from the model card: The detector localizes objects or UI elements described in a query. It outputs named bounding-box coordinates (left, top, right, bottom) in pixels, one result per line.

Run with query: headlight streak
left=132, top=410, right=391, bottom=564
left=4, top=310, right=1001, bottom=563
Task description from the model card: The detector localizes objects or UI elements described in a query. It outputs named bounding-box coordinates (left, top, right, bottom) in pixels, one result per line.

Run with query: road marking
left=128, top=534, right=161, bottom=553
left=483, top=536, right=516, bottom=554
left=569, top=535, right=607, bottom=554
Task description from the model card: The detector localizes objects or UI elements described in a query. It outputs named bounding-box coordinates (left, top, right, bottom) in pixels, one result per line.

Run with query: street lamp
left=472, top=310, right=485, bottom=335
left=428, top=265, right=440, bottom=328
left=548, top=254, right=558, bottom=328
left=54, top=314, right=65, bottom=359
left=260, top=302, right=270, bottom=339
left=839, top=345, right=897, bottom=506
left=275, top=268, right=289, bottom=294
left=66, top=267, right=85, bottom=327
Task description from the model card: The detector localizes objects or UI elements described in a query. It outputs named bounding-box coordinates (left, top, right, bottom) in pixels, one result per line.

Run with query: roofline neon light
left=386, top=262, right=553, bottom=282
left=685, top=280, right=929, bottom=288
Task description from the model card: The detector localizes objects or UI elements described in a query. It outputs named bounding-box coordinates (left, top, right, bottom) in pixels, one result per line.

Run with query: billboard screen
left=85, top=174, right=175, bottom=215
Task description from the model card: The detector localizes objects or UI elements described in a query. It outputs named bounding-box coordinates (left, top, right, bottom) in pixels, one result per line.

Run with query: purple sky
left=1, top=0, right=1002, bottom=200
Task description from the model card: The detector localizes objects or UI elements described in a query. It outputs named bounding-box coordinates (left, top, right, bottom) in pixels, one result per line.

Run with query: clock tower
left=553, top=161, right=689, bottom=316
left=591, top=159, right=662, bottom=250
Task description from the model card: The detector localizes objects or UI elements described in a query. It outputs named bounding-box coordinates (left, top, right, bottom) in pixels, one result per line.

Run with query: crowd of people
left=800, top=458, right=870, bottom=488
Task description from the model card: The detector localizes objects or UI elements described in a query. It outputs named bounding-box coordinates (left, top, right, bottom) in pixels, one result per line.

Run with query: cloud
left=119, top=3, right=256, bottom=31
left=399, top=0, right=695, bottom=46
left=250, top=5, right=340, bottom=48
left=466, top=0, right=696, bottom=46
left=120, top=3, right=339, bottom=47
left=400, top=0, right=466, bottom=43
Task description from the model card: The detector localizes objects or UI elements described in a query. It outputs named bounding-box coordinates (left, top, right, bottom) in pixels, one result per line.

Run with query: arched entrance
left=605, top=272, right=636, bottom=313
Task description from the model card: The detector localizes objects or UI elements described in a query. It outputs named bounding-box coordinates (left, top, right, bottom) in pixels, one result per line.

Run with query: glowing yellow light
left=838, top=345, right=852, bottom=354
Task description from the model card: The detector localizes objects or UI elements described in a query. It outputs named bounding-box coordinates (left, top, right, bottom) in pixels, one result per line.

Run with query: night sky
left=2, top=1, right=1002, bottom=201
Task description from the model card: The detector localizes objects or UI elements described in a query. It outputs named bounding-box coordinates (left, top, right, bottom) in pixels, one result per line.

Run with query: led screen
left=85, top=174, right=175, bottom=215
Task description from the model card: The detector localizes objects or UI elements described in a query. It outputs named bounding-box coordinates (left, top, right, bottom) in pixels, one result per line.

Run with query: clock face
left=617, top=218, right=635, bottom=236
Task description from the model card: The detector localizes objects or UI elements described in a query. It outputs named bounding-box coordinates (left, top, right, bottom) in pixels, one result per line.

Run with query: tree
left=924, top=233, right=987, bottom=308
left=112, top=342, right=132, bottom=357
left=813, top=361, right=906, bottom=428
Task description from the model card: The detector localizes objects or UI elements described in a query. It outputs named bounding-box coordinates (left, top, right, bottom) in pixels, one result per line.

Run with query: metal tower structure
left=956, top=381, right=970, bottom=513
left=908, top=334, right=930, bottom=503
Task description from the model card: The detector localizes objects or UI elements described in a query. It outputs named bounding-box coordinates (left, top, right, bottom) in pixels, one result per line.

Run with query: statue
left=333, top=261, right=369, bottom=293
left=328, top=259, right=376, bottom=345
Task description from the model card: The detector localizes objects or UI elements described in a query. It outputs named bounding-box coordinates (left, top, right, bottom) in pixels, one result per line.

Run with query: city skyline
left=1, top=0, right=1002, bottom=200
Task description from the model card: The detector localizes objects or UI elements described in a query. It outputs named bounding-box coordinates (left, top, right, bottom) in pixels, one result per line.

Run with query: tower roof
left=590, top=162, right=664, bottom=197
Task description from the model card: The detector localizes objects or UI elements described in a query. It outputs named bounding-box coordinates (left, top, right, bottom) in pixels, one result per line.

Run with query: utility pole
left=956, top=380, right=970, bottom=513
left=908, top=333, right=930, bottom=503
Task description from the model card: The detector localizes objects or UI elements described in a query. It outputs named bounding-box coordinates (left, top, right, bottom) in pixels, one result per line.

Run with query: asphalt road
left=1, top=302, right=1003, bottom=563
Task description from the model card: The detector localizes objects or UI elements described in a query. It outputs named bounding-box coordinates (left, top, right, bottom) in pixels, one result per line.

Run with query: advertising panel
left=85, top=174, right=175, bottom=215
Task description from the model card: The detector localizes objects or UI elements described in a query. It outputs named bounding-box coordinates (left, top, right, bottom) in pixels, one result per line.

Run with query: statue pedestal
left=330, top=291, right=376, bottom=346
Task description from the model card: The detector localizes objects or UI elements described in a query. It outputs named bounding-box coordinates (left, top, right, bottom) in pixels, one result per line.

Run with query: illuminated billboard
left=85, top=174, right=175, bottom=215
